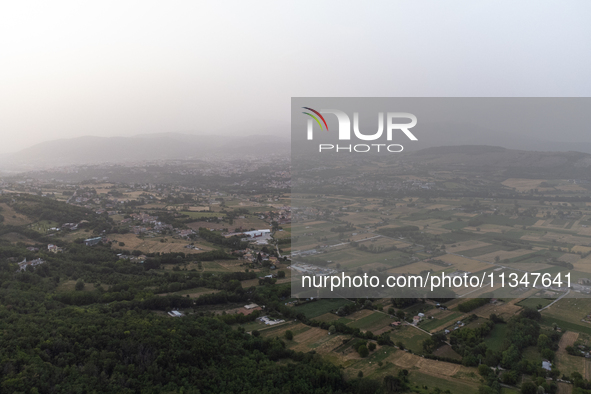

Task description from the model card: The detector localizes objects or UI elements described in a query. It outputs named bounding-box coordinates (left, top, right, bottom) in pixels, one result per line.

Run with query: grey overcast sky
left=1, top=1, right=590, bottom=154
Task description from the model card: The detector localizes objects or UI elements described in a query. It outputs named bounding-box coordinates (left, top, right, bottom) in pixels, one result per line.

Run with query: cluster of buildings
left=574, top=345, right=591, bottom=358
left=443, top=320, right=466, bottom=334
left=68, top=191, right=129, bottom=209
left=17, top=258, right=45, bottom=272
left=116, top=253, right=147, bottom=263
left=61, top=222, right=79, bottom=231
left=25, top=244, right=63, bottom=253
left=412, top=313, right=425, bottom=325
left=256, top=316, right=285, bottom=326
left=241, top=229, right=272, bottom=245
left=47, top=244, right=63, bottom=253
left=241, top=249, right=279, bottom=265
left=84, top=237, right=105, bottom=246
left=120, top=213, right=196, bottom=239
left=168, top=311, right=183, bottom=317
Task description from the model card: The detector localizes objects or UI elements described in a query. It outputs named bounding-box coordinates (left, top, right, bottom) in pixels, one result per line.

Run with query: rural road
left=538, top=288, right=570, bottom=312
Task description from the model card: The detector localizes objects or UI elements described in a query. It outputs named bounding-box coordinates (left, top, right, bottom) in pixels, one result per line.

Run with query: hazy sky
left=1, top=1, right=590, bottom=154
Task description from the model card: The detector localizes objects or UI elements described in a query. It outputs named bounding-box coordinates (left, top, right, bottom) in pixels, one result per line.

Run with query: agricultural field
left=178, top=260, right=249, bottom=273
left=156, top=287, right=220, bottom=298
left=292, top=298, right=353, bottom=319
left=438, top=253, right=494, bottom=273
left=0, top=232, right=37, bottom=244
left=501, top=178, right=552, bottom=192
left=432, top=345, right=462, bottom=360
left=476, top=248, right=541, bottom=263
left=108, top=233, right=214, bottom=255
left=484, top=323, right=509, bottom=352
left=346, top=311, right=394, bottom=334
left=187, top=221, right=228, bottom=231
left=318, top=247, right=412, bottom=271
left=389, top=325, right=431, bottom=354
left=180, top=211, right=222, bottom=219
left=419, top=311, right=464, bottom=333
left=469, top=300, right=523, bottom=320
left=289, top=327, right=345, bottom=354
left=0, top=203, right=35, bottom=226
left=516, top=297, right=553, bottom=310
left=542, top=298, right=591, bottom=326
left=386, top=260, right=446, bottom=275
left=284, top=306, right=482, bottom=393
left=555, top=331, right=585, bottom=377
left=573, top=257, right=591, bottom=274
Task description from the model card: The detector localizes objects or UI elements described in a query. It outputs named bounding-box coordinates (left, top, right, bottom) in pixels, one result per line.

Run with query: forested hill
left=0, top=133, right=290, bottom=169
left=0, top=310, right=347, bottom=393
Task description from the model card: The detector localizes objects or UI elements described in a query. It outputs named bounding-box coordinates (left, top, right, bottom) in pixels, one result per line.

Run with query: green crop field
left=293, top=299, right=353, bottom=319
left=516, top=297, right=553, bottom=310
left=181, top=211, right=223, bottom=218
left=390, top=325, right=430, bottom=354
left=460, top=245, right=509, bottom=257
left=347, top=311, right=393, bottom=331
left=522, top=346, right=543, bottom=364
left=317, top=247, right=412, bottom=270
left=441, top=221, right=468, bottom=230
left=407, top=371, right=478, bottom=394
left=420, top=312, right=463, bottom=332
left=541, top=316, right=591, bottom=336
left=484, top=323, right=509, bottom=352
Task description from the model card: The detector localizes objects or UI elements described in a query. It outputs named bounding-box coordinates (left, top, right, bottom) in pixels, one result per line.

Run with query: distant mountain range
left=3, top=127, right=591, bottom=173
left=404, top=145, right=591, bottom=180
left=0, top=133, right=290, bottom=171
left=411, top=145, right=591, bottom=168
left=382, top=121, right=591, bottom=154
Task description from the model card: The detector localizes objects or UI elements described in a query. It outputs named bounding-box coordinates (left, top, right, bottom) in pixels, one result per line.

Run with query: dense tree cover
left=0, top=236, right=370, bottom=394
left=198, top=228, right=250, bottom=249
left=0, top=194, right=113, bottom=232
left=569, top=371, right=591, bottom=393
left=0, top=224, right=50, bottom=243
left=0, top=224, right=418, bottom=394
left=146, top=209, right=190, bottom=229
left=457, top=298, right=490, bottom=313
left=0, top=238, right=256, bottom=311
left=390, top=298, right=419, bottom=309
left=448, top=313, right=544, bottom=393
left=142, top=250, right=238, bottom=269
left=499, top=310, right=562, bottom=381
left=336, top=302, right=362, bottom=316
left=0, top=308, right=353, bottom=394
left=449, top=319, right=495, bottom=367
left=422, top=332, right=447, bottom=354
left=517, top=378, right=558, bottom=394
left=449, top=308, right=562, bottom=394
